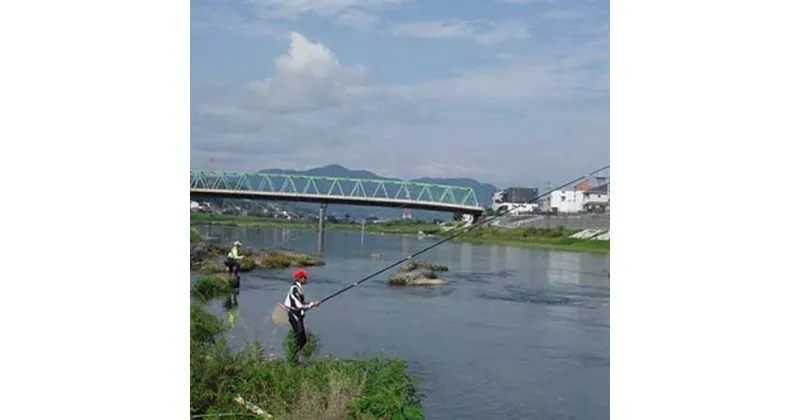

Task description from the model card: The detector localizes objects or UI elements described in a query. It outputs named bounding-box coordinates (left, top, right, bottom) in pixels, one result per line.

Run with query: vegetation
left=192, top=211, right=307, bottom=228
left=247, top=250, right=325, bottom=270
left=191, top=274, right=233, bottom=302
left=397, top=259, right=449, bottom=273
left=191, top=212, right=442, bottom=235
left=191, top=212, right=609, bottom=254
left=190, top=304, right=425, bottom=419
left=190, top=227, right=202, bottom=244
left=283, top=329, right=321, bottom=363
left=190, top=242, right=324, bottom=274
left=190, top=227, right=424, bottom=419
left=452, top=226, right=610, bottom=254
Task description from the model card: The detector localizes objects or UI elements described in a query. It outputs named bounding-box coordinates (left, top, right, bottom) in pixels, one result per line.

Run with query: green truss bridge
left=190, top=170, right=485, bottom=217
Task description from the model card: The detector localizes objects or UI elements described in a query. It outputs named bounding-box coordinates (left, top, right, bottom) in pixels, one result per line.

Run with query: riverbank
left=451, top=226, right=610, bottom=254
left=191, top=304, right=424, bottom=419
left=190, top=229, right=425, bottom=419
left=191, top=213, right=609, bottom=254
left=191, top=212, right=443, bottom=235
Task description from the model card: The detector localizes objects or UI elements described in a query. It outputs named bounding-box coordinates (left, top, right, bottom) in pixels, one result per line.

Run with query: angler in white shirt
left=283, top=269, right=320, bottom=362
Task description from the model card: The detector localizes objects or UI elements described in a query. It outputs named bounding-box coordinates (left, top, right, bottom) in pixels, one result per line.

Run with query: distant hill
left=257, top=164, right=499, bottom=221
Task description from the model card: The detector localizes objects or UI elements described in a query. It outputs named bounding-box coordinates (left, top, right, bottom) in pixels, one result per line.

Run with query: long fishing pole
left=318, top=164, right=610, bottom=304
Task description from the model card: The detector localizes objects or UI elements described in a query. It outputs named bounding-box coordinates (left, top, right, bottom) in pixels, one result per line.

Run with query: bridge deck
left=190, top=188, right=485, bottom=216
left=190, top=170, right=485, bottom=216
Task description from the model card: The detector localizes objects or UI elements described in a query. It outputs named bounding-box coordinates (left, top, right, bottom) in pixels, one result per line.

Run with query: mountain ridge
left=258, top=164, right=499, bottom=203
left=257, top=164, right=500, bottom=220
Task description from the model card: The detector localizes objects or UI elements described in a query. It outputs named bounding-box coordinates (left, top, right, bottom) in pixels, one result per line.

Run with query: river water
left=192, top=225, right=610, bottom=420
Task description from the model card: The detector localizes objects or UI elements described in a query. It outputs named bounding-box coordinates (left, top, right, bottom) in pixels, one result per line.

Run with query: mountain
left=260, top=164, right=390, bottom=180
left=257, top=164, right=500, bottom=221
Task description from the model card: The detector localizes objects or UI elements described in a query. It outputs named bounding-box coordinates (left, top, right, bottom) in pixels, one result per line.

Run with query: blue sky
left=191, top=0, right=609, bottom=188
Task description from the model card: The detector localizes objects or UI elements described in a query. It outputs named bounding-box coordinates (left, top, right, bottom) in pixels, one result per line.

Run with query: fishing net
left=271, top=302, right=289, bottom=326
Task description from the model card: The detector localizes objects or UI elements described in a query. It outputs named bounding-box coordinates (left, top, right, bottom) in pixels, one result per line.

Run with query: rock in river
left=397, top=259, right=449, bottom=273
left=388, top=268, right=448, bottom=286
left=190, top=243, right=324, bottom=274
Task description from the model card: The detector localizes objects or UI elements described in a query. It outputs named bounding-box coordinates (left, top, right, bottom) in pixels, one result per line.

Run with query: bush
left=283, top=329, right=321, bottom=362
left=191, top=274, right=233, bottom=302
left=191, top=303, right=225, bottom=344
left=349, top=355, right=424, bottom=420
left=239, top=256, right=257, bottom=271
left=190, top=305, right=425, bottom=419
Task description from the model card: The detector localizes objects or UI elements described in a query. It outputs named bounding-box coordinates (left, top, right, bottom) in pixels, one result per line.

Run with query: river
left=192, top=225, right=610, bottom=420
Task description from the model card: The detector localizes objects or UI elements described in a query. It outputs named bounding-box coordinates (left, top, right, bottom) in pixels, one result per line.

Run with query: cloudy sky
left=191, top=0, right=609, bottom=188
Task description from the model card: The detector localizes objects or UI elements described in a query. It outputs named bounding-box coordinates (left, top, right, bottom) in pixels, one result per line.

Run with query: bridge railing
left=190, top=170, right=481, bottom=208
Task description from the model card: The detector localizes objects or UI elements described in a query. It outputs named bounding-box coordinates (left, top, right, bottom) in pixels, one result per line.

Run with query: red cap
left=293, top=269, right=308, bottom=279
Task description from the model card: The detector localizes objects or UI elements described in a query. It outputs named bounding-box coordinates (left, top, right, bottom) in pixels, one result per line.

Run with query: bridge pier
left=317, top=203, right=327, bottom=255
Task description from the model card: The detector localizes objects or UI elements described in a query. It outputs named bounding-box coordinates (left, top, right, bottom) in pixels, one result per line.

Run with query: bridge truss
left=190, top=170, right=481, bottom=209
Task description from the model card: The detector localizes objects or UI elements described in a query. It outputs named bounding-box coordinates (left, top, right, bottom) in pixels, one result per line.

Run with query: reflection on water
left=194, top=225, right=610, bottom=420
left=401, top=235, right=411, bottom=257
left=459, top=242, right=472, bottom=273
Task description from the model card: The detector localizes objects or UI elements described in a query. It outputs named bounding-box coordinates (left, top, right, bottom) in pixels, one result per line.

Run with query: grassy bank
left=191, top=223, right=424, bottom=418
left=191, top=212, right=443, bottom=235
left=190, top=227, right=201, bottom=244
left=190, top=303, right=424, bottom=419
left=450, top=226, right=610, bottom=254
left=191, top=212, right=609, bottom=254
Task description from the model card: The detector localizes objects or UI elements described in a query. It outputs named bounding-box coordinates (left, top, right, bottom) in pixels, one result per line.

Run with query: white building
left=543, top=185, right=610, bottom=213
left=491, top=190, right=506, bottom=211
left=496, top=202, right=538, bottom=215
left=191, top=201, right=214, bottom=211
left=582, top=184, right=610, bottom=212
left=491, top=188, right=539, bottom=212
left=543, top=190, right=584, bottom=213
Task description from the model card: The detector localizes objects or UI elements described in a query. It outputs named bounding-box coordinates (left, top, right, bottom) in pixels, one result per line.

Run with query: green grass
left=191, top=274, right=234, bottom=302
left=192, top=212, right=609, bottom=254
left=192, top=212, right=310, bottom=228
left=190, top=227, right=202, bottom=244
left=191, top=212, right=442, bottom=235
left=450, top=226, right=610, bottom=254
left=190, top=304, right=424, bottom=419
left=283, top=329, right=321, bottom=363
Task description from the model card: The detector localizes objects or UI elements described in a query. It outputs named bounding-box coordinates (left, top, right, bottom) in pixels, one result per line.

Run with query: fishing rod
left=318, top=164, right=610, bottom=304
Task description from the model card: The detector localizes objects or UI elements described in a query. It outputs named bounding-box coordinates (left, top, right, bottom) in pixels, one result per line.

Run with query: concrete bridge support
left=317, top=203, right=327, bottom=255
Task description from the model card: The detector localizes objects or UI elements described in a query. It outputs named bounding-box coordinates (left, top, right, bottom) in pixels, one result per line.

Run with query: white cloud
left=334, top=9, right=380, bottom=29
left=191, top=4, right=281, bottom=39
left=392, top=20, right=530, bottom=44
left=540, top=9, right=584, bottom=21
left=392, top=37, right=607, bottom=103
left=244, top=32, right=373, bottom=114
left=191, top=31, right=608, bottom=185
left=248, top=0, right=409, bottom=20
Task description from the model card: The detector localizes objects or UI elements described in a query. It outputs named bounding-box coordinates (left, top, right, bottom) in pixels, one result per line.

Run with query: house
left=496, top=202, right=538, bottom=215
left=491, top=187, right=539, bottom=211
left=582, top=184, right=610, bottom=212
left=542, top=190, right=585, bottom=213
left=542, top=183, right=610, bottom=213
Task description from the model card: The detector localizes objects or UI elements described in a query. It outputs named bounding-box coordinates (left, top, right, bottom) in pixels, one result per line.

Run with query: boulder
left=388, top=269, right=448, bottom=286
left=195, top=256, right=227, bottom=274
left=190, top=241, right=325, bottom=273
left=397, top=259, right=449, bottom=273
